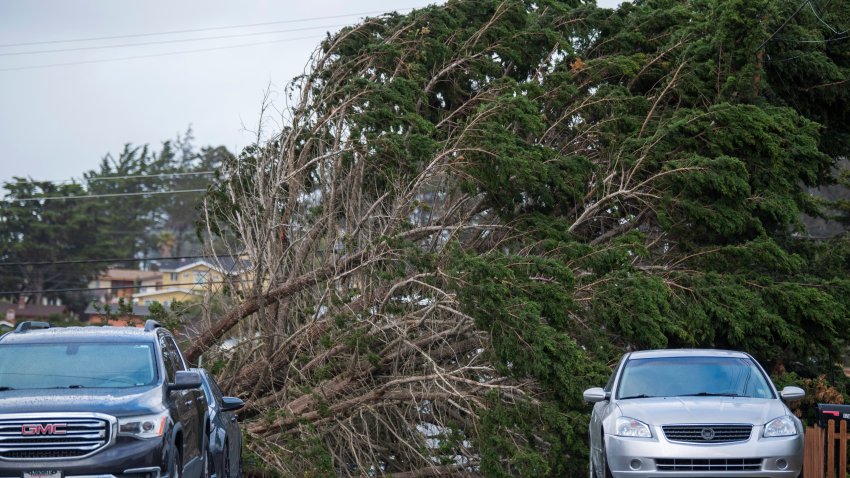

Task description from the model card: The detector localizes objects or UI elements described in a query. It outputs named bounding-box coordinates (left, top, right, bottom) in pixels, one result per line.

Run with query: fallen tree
left=190, top=0, right=850, bottom=476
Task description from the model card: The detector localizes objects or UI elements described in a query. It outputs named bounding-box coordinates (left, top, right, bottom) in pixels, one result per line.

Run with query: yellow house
left=132, top=258, right=247, bottom=306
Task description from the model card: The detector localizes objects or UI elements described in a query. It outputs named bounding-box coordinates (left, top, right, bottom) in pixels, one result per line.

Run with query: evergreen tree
left=198, top=0, right=850, bottom=474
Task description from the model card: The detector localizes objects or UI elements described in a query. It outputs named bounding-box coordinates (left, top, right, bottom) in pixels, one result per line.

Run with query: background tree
left=0, top=181, right=121, bottom=308
left=0, top=134, right=233, bottom=313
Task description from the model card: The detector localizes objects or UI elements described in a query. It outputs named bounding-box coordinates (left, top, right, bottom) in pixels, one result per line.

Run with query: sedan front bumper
left=604, top=428, right=803, bottom=477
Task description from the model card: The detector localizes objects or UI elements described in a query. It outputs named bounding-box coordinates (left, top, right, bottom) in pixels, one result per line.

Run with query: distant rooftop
left=151, top=256, right=250, bottom=274
left=96, top=268, right=161, bottom=282
left=83, top=303, right=165, bottom=317
left=0, top=303, right=66, bottom=318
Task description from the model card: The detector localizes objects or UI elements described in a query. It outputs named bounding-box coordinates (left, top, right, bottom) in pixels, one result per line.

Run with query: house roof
left=83, top=303, right=167, bottom=316
left=132, top=288, right=202, bottom=299
left=97, top=268, right=162, bottom=282
left=0, top=303, right=66, bottom=318
left=152, top=256, right=250, bottom=275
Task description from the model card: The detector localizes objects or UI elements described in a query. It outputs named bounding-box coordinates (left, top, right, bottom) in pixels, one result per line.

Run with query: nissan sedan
left=583, top=349, right=805, bottom=478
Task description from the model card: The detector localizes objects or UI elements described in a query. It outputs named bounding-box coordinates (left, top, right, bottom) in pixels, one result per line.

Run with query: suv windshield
left=0, top=342, right=157, bottom=389
left=616, top=356, right=774, bottom=400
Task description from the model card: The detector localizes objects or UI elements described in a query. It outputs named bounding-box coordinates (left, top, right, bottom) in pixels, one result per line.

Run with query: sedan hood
left=616, top=397, right=788, bottom=426
left=0, top=386, right=164, bottom=417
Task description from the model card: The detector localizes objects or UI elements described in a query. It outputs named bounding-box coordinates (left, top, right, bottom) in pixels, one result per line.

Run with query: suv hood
left=0, top=386, right=164, bottom=417
left=616, top=397, right=789, bottom=426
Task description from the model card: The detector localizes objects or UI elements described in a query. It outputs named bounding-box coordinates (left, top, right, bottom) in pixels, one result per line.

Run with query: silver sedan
left=583, top=349, right=805, bottom=478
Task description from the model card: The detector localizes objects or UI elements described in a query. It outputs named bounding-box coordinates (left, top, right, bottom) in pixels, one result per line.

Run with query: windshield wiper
left=678, top=392, right=742, bottom=397
left=620, top=394, right=654, bottom=400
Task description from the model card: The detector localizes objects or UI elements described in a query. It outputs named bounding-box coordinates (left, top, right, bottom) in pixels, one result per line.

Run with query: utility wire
left=0, top=36, right=322, bottom=72
left=0, top=8, right=416, bottom=48
left=807, top=1, right=849, bottom=35
left=0, top=253, right=243, bottom=267
left=10, top=188, right=208, bottom=202
left=0, top=24, right=347, bottom=57
left=0, top=279, right=253, bottom=296
left=8, top=171, right=216, bottom=185
left=757, top=0, right=811, bottom=51
left=776, top=34, right=850, bottom=43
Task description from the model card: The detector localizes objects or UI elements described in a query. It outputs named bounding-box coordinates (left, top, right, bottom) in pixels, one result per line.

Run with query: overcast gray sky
left=0, top=0, right=621, bottom=186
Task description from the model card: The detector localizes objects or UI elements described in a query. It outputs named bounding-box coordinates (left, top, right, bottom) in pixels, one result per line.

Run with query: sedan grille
left=662, top=424, right=752, bottom=443
left=656, top=458, right=762, bottom=471
left=0, top=415, right=112, bottom=460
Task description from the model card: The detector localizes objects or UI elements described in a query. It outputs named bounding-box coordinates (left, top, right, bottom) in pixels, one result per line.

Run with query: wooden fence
left=805, top=419, right=848, bottom=478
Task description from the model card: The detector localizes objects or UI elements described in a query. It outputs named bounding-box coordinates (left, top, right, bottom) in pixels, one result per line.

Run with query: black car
left=194, top=368, right=244, bottom=478
left=0, top=320, right=208, bottom=478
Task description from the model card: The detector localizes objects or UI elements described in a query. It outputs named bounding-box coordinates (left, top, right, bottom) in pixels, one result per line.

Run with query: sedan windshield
left=616, top=356, right=774, bottom=399
left=0, top=342, right=157, bottom=389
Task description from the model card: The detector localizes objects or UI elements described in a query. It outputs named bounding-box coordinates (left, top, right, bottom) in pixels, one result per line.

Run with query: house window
left=170, top=273, right=178, bottom=281
left=194, top=271, right=208, bottom=285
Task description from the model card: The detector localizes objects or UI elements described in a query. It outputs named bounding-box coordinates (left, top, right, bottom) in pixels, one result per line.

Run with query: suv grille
left=0, top=416, right=111, bottom=460
left=662, top=424, right=752, bottom=443
left=656, top=458, right=762, bottom=471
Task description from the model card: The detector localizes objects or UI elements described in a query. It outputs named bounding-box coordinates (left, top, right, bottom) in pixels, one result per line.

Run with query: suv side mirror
left=583, top=387, right=609, bottom=403
left=169, top=371, right=202, bottom=391
left=780, top=386, right=805, bottom=401
left=221, top=396, right=245, bottom=412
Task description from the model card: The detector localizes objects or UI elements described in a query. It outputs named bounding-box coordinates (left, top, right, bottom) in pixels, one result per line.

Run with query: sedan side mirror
left=169, top=370, right=202, bottom=391
left=221, top=396, right=245, bottom=412
left=779, top=386, right=805, bottom=401
left=583, top=387, right=610, bottom=403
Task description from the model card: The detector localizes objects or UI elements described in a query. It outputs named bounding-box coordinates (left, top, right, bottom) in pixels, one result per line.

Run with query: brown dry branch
left=187, top=5, right=703, bottom=475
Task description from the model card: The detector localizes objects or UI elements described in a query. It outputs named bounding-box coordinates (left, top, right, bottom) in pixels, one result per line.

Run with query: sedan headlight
left=118, top=411, right=169, bottom=439
left=763, top=416, right=797, bottom=437
left=615, top=417, right=652, bottom=438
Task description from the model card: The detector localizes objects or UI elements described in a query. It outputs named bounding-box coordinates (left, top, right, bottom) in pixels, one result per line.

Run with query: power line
left=0, top=36, right=322, bottom=72
left=0, top=24, right=347, bottom=57
left=88, top=171, right=214, bottom=182
left=757, top=0, right=811, bottom=51
left=777, top=34, right=850, bottom=43
left=8, top=171, right=216, bottom=185
left=0, top=8, right=416, bottom=48
left=807, top=1, right=849, bottom=35
left=0, top=279, right=252, bottom=296
left=0, top=253, right=243, bottom=267
left=10, top=189, right=208, bottom=202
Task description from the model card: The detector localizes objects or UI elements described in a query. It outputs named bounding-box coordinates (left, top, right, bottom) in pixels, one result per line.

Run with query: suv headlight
left=763, top=416, right=797, bottom=437
left=615, top=417, right=652, bottom=438
left=118, top=411, right=169, bottom=439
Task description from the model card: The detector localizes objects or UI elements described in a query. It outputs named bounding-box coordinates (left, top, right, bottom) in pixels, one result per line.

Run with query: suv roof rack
left=144, top=320, right=163, bottom=332
left=14, top=321, right=51, bottom=333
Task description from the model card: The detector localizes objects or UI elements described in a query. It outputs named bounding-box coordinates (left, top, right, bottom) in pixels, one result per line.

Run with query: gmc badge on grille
left=21, top=423, right=67, bottom=435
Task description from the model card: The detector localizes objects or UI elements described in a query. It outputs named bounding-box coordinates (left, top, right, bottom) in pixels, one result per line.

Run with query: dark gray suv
left=0, top=320, right=208, bottom=478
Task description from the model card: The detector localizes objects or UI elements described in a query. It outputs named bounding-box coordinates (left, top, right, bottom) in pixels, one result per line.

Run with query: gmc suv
left=0, top=320, right=208, bottom=478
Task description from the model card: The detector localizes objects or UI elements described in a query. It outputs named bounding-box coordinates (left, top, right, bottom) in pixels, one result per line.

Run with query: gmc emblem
left=21, top=423, right=67, bottom=435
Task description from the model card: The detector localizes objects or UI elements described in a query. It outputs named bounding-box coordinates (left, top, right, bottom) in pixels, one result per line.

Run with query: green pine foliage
left=209, top=0, right=850, bottom=474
